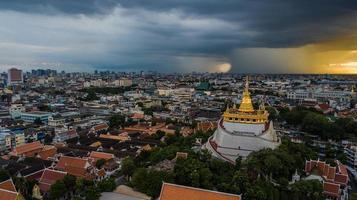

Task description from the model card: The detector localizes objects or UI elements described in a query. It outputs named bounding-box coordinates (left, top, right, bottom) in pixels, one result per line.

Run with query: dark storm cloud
left=1, top=0, right=357, bottom=47
left=0, top=0, right=357, bottom=72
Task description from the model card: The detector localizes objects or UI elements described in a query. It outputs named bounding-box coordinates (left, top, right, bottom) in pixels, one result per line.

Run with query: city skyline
left=0, top=1, right=357, bottom=74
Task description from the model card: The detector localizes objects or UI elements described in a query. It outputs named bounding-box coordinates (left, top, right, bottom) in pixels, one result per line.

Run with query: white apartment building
left=287, top=89, right=352, bottom=102
left=114, top=78, right=133, bottom=87
left=345, top=145, right=357, bottom=170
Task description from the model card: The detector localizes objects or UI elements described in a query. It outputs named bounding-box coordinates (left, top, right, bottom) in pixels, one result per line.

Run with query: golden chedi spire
left=222, top=76, right=268, bottom=124
left=238, top=76, right=254, bottom=112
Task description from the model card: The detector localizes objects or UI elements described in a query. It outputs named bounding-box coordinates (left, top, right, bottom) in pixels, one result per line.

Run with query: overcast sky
left=0, top=0, right=357, bottom=73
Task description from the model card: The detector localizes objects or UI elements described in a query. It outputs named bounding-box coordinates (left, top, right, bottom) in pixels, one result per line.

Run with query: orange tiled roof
left=56, top=156, right=88, bottom=170
left=0, top=179, right=20, bottom=200
left=93, top=123, right=109, bottom=131
left=0, top=179, right=16, bottom=192
left=13, top=141, right=43, bottom=155
left=159, top=183, right=240, bottom=200
left=38, top=146, right=57, bottom=160
left=63, top=165, right=88, bottom=178
left=0, top=189, right=18, bottom=200
left=90, top=151, right=114, bottom=161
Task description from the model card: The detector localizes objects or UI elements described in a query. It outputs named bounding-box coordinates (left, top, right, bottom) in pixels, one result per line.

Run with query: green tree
left=84, top=186, right=101, bottom=200
left=121, top=157, right=136, bottom=180
left=97, top=178, right=116, bottom=192
left=96, top=159, right=106, bottom=169
left=0, top=169, right=9, bottom=182
left=350, top=193, right=357, bottom=200
left=131, top=168, right=174, bottom=198
left=63, top=174, right=76, bottom=198
left=85, top=90, right=99, bottom=101
left=48, top=180, right=66, bottom=200
left=13, top=177, right=36, bottom=200
left=267, top=106, right=278, bottom=120
left=109, top=114, right=125, bottom=129
left=290, top=180, right=323, bottom=200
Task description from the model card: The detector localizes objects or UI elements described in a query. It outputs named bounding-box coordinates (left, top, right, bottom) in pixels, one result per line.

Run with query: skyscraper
left=7, top=68, right=23, bottom=85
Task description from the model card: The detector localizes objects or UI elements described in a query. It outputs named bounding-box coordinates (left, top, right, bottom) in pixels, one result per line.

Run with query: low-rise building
left=53, top=128, right=78, bottom=142
left=48, top=116, right=65, bottom=127
left=21, top=111, right=52, bottom=124
left=0, top=128, right=25, bottom=152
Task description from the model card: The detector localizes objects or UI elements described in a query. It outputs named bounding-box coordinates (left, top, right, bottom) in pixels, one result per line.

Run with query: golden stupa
left=223, top=76, right=268, bottom=124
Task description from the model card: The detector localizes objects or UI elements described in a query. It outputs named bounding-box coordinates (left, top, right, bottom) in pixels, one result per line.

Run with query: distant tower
left=7, top=68, right=23, bottom=85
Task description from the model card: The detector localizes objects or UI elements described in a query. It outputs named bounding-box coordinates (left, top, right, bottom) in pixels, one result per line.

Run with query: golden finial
left=238, top=76, right=254, bottom=112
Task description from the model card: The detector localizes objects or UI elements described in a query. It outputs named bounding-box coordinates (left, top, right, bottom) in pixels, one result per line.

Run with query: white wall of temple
left=223, top=121, right=265, bottom=135
left=211, top=126, right=280, bottom=158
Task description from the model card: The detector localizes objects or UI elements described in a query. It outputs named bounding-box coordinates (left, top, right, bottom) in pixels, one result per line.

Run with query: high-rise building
left=205, top=77, right=280, bottom=163
left=7, top=68, right=23, bottom=85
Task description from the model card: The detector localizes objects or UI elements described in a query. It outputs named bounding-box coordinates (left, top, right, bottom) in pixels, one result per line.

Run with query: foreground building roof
left=38, top=169, right=67, bottom=192
left=159, top=182, right=240, bottom=200
left=11, top=141, right=43, bottom=156
left=0, top=179, right=24, bottom=200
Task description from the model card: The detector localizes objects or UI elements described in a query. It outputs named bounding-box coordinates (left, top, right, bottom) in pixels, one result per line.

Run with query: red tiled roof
left=317, top=161, right=325, bottom=174
left=317, top=104, right=330, bottom=111
left=334, top=174, right=348, bottom=185
left=13, top=141, right=43, bottom=155
left=323, top=182, right=340, bottom=197
left=327, top=167, right=336, bottom=180
left=323, top=164, right=329, bottom=177
left=25, top=170, right=44, bottom=181
left=159, top=183, right=240, bottom=200
left=39, top=169, right=67, bottom=192
left=337, top=161, right=348, bottom=175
